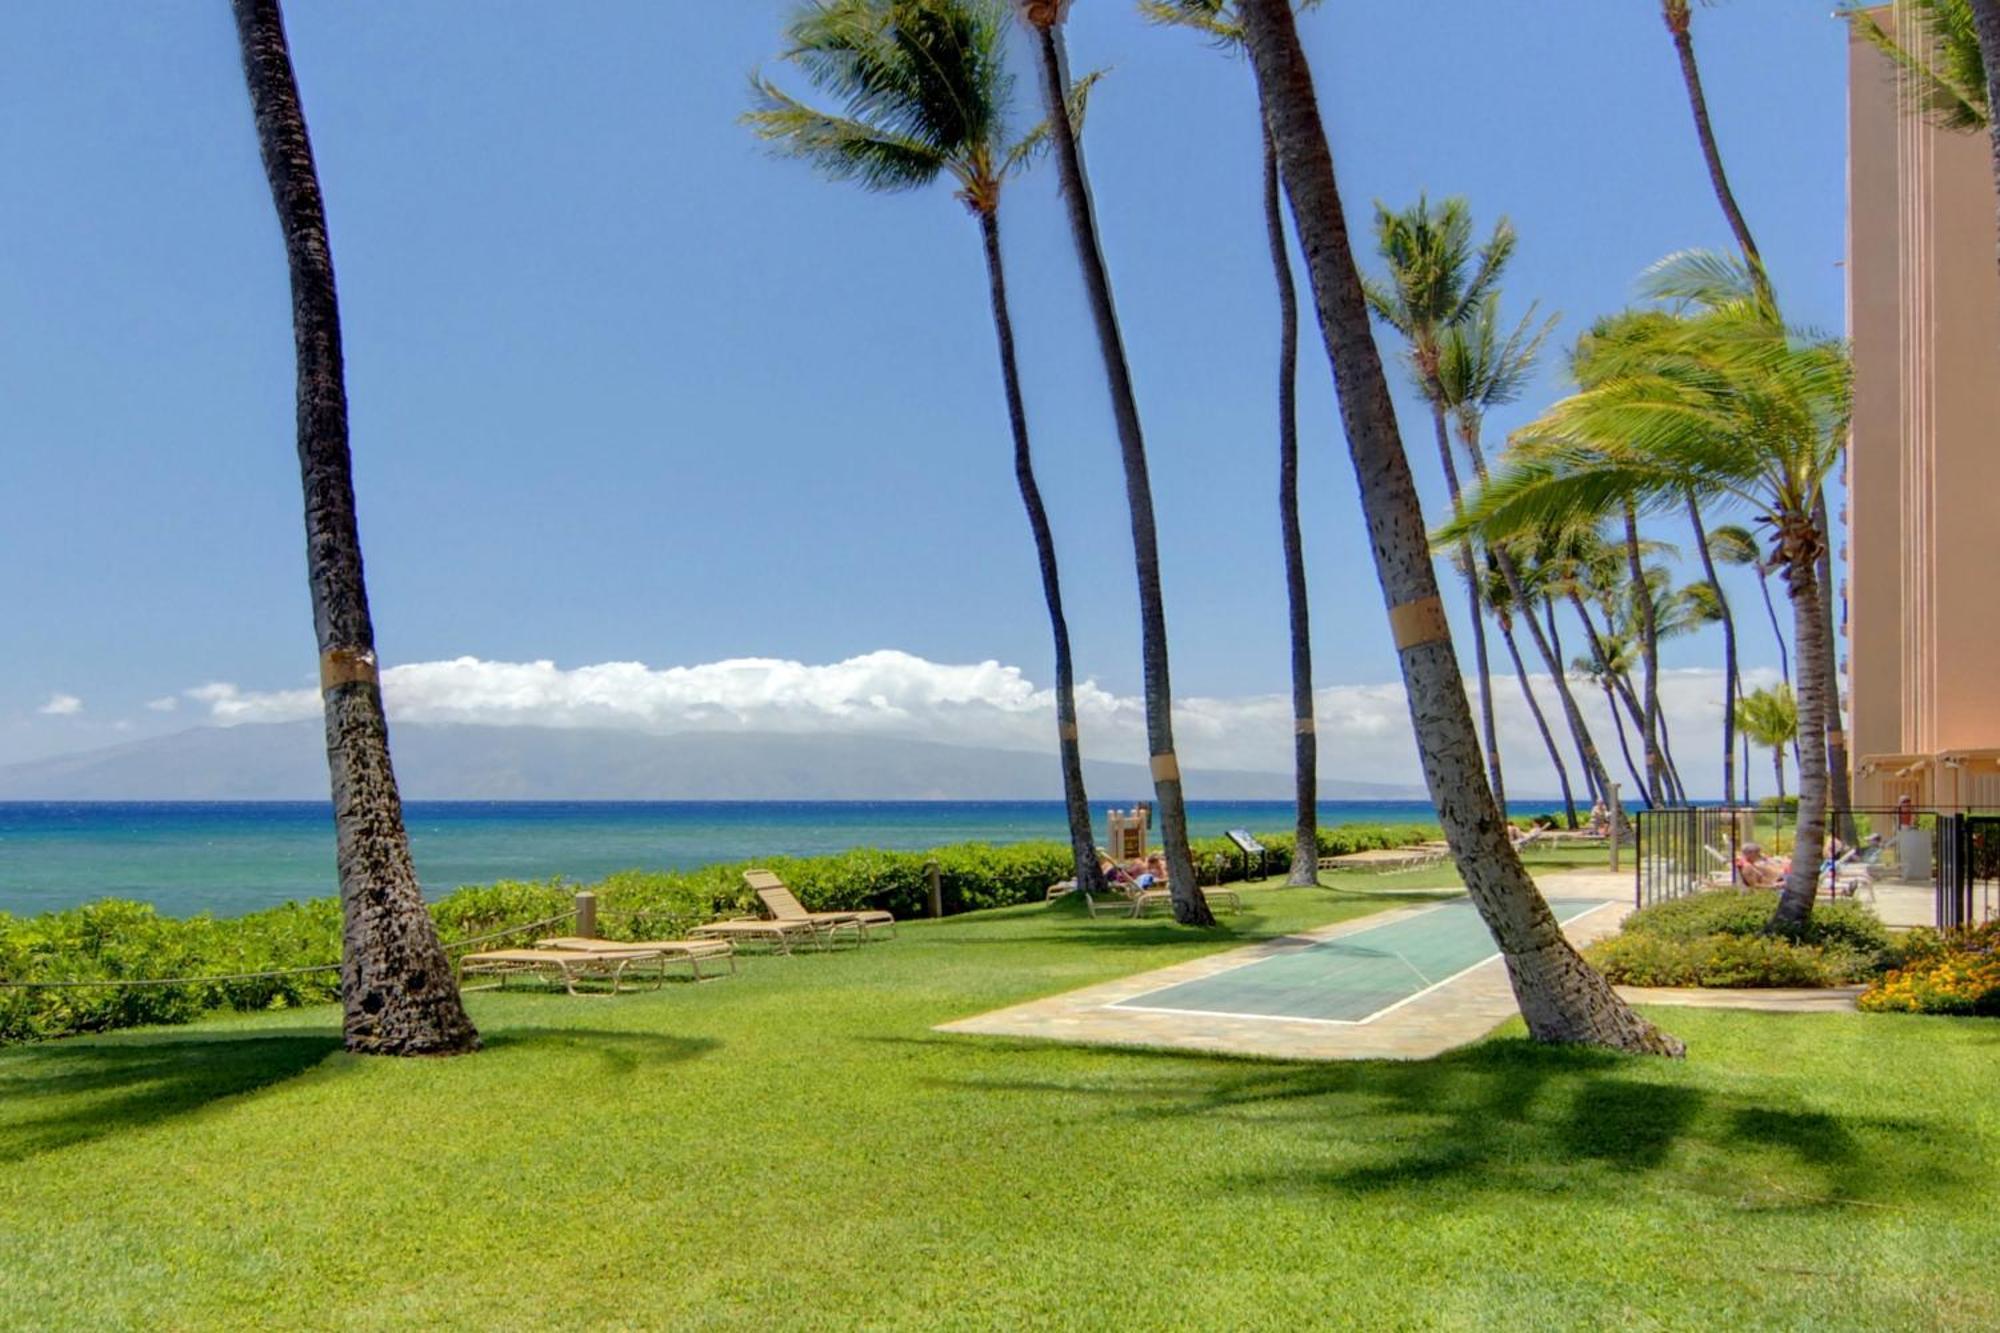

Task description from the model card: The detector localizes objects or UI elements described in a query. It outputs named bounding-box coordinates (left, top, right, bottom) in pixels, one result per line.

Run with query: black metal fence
left=1937, top=814, right=2000, bottom=930
left=1631, top=805, right=1996, bottom=930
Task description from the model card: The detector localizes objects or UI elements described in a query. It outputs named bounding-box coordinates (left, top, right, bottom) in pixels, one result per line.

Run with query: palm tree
left=747, top=0, right=1107, bottom=900
left=1366, top=196, right=1514, bottom=815
left=1141, top=0, right=1320, bottom=884
left=1450, top=250, right=1852, bottom=934
left=1736, top=684, right=1798, bottom=806
left=1012, top=0, right=1211, bottom=924
left=1682, top=498, right=1738, bottom=805
left=1235, top=0, right=1682, bottom=1055
left=1659, top=0, right=1773, bottom=306
left=230, top=0, right=478, bottom=1056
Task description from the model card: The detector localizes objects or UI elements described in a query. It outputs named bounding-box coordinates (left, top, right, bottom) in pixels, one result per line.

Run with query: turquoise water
left=0, top=800, right=1524, bottom=920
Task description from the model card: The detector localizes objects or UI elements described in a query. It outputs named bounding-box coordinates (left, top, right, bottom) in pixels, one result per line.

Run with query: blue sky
left=0, top=1, right=1851, bottom=790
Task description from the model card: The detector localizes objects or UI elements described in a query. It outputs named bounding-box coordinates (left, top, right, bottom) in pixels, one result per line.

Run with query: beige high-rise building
left=1845, top=10, right=2000, bottom=813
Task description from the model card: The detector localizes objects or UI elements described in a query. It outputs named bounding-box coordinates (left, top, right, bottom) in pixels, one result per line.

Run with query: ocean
left=0, top=799, right=1505, bottom=919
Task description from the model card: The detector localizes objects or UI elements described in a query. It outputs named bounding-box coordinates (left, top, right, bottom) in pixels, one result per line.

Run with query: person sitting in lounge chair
left=1737, top=842, right=1788, bottom=888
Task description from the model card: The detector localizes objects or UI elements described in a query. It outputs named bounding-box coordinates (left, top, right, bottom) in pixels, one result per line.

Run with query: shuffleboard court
left=1110, top=896, right=1618, bottom=1025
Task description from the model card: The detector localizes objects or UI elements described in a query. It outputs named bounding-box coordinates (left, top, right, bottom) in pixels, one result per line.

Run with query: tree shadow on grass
left=0, top=1027, right=342, bottom=1164
left=479, top=1027, right=718, bottom=1076
left=916, top=1036, right=1954, bottom=1212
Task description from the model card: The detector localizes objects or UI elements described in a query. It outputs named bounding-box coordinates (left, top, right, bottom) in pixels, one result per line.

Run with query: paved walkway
left=937, top=871, right=1858, bottom=1062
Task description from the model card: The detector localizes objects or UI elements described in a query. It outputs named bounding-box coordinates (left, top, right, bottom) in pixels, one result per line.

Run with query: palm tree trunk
left=1754, top=563, right=1792, bottom=688
left=1662, top=0, right=1773, bottom=305
left=1507, top=571, right=1624, bottom=833
left=1500, top=612, right=1578, bottom=826
left=1685, top=497, right=1737, bottom=805
left=1621, top=504, right=1668, bottom=804
left=1769, top=515, right=1830, bottom=932
left=1968, top=0, right=2000, bottom=281
left=1262, top=124, right=1318, bottom=886
left=1549, top=599, right=1597, bottom=803
left=1430, top=409, right=1507, bottom=818
left=1238, top=0, right=1678, bottom=1055
left=231, top=0, right=476, bottom=1057
left=1814, top=490, right=1857, bottom=847
left=1572, top=593, right=1650, bottom=801
left=978, top=208, right=1103, bottom=897
left=1026, top=17, right=1211, bottom=926
left=1772, top=743, right=1786, bottom=806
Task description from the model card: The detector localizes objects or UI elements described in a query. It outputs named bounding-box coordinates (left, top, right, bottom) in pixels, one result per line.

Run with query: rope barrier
left=0, top=910, right=578, bottom=991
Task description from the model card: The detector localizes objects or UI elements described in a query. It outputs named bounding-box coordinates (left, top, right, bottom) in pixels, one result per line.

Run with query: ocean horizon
left=0, top=798, right=1557, bottom=919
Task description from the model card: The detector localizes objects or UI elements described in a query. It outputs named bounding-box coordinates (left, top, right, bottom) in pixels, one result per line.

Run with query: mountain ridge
left=0, top=721, right=1429, bottom=802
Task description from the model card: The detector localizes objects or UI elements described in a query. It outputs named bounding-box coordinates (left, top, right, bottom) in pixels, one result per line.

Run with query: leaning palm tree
left=1366, top=196, right=1515, bottom=814
left=1012, top=0, right=1210, bottom=923
left=747, top=0, right=1108, bottom=900
left=1736, top=683, right=1798, bottom=806
left=230, top=0, right=477, bottom=1055
left=1235, top=0, right=1682, bottom=1055
left=1449, top=250, right=1853, bottom=934
left=1141, top=0, right=1320, bottom=884
left=1659, top=0, right=1774, bottom=306
left=1479, top=554, right=1579, bottom=827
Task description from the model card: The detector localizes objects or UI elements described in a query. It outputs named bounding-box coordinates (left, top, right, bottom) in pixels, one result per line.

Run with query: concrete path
left=937, top=871, right=1858, bottom=1062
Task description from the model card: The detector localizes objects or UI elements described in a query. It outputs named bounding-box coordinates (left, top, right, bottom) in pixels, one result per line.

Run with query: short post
left=1607, top=781, right=1622, bottom=874
left=924, top=861, right=942, bottom=919
left=574, top=890, right=598, bottom=939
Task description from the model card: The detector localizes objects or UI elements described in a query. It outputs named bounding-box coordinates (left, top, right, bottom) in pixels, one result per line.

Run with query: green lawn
left=2, top=868, right=1994, bottom=1330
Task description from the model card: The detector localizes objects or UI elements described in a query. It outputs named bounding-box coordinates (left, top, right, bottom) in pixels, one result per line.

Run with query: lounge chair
left=457, top=946, right=670, bottom=995
left=536, top=935, right=737, bottom=980
left=1133, top=882, right=1240, bottom=916
left=744, top=870, right=897, bottom=941
left=689, top=916, right=842, bottom=954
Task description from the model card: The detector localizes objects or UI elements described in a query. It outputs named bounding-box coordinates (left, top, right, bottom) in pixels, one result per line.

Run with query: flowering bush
left=1859, top=921, right=2000, bottom=1016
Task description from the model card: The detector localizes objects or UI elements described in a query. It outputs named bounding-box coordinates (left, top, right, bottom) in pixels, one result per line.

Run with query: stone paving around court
left=936, top=871, right=1860, bottom=1062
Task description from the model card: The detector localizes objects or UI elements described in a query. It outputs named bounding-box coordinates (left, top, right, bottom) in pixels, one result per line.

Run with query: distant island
left=0, top=721, right=1431, bottom=802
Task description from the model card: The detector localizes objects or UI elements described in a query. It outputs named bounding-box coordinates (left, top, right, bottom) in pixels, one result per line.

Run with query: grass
left=2, top=858, right=1995, bottom=1330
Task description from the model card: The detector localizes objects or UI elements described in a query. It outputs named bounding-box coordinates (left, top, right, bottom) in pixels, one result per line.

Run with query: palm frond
left=1842, top=0, right=1989, bottom=133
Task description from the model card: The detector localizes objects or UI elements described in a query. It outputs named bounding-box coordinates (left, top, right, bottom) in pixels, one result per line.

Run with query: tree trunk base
left=1172, top=890, right=1220, bottom=928
left=1506, top=938, right=1686, bottom=1056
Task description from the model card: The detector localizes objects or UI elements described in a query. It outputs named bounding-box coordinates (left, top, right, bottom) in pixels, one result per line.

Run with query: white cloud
left=144, top=696, right=179, bottom=713
left=37, top=693, right=83, bottom=716
left=177, top=649, right=1757, bottom=799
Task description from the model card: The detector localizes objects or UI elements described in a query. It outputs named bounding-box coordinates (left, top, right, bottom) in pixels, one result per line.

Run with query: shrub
left=1588, top=888, right=1900, bottom=988
left=1860, top=921, right=2000, bottom=1016
left=1586, top=931, right=1850, bottom=988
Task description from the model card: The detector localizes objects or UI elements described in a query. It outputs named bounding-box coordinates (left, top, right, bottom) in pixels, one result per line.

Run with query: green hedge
left=1583, top=888, right=1900, bottom=989
left=0, top=821, right=1439, bottom=1043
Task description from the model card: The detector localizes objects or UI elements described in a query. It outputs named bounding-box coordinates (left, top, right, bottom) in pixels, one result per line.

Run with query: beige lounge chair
left=458, top=946, right=669, bottom=995
left=1133, top=883, right=1240, bottom=916
left=537, top=935, right=737, bottom=980
left=688, top=916, right=835, bottom=955
left=744, top=869, right=897, bottom=941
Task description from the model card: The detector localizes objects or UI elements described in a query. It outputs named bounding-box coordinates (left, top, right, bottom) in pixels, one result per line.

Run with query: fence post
left=925, top=861, right=942, bottom=919
left=1607, top=781, right=1622, bottom=873
left=574, top=891, right=597, bottom=939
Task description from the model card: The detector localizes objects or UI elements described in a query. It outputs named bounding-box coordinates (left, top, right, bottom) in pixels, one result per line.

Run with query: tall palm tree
left=1235, top=0, right=1682, bottom=1055
left=1736, top=683, right=1798, bottom=806
left=747, top=0, right=1107, bottom=900
left=1659, top=0, right=1773, bottom=306
left=1141, top=0, right=1320, bottom=884
left=1451, top=250, right=1852, bottom=933
left=1662, top=2, right=1860, bottom=832
left=1366, top=196, right=1514, bottom=815
left=1012, top=0, right=1211, bottom=924
left=230, top=0, right=477, bottom=1056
